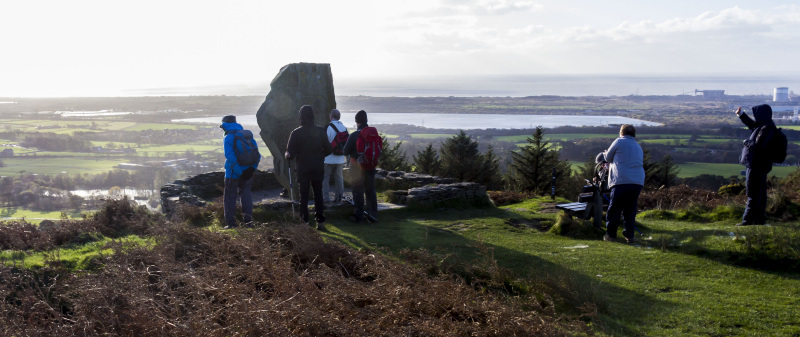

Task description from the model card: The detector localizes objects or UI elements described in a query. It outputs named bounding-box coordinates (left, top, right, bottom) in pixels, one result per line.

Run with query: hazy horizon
left=2, top=1, right=799, bottom=97
left=3, top=73, right=799, bottom=98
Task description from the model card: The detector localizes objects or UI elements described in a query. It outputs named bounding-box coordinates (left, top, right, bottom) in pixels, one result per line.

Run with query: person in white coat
left=323, top=109, right=348, bottom=203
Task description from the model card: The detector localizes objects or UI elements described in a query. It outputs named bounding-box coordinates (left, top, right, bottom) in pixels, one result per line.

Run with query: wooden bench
left=556, top=185, right=607, bottom=229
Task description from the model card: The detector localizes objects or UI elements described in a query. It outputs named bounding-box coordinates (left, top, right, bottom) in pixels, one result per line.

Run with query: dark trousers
left=606, top=184, right=642, bottom=239
left=299, top=179, right=324, bottom=223
left=224, top=177, right=253, bottom=227
left=743, top=167, right=769, bottom=224
left=350, top=165, right=377, bottom=220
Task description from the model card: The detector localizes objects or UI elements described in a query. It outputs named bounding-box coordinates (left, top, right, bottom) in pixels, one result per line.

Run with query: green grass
left=496, top=133, right=617, bottom=142
left=408, top=133, right=454, bottom=139
left=317, top=197, right=800, bottom=336
left=676, top=162, right=797, bottom=178
left=0, top=157, right=129, bottom=175
left=782, top=125, right=800, bottom=131
left=0, top=208, right=83, bottom=224
left=89, top=141, right=139, bottom=148
left=0, top=234, right=153, bottom=271
left=123, top=123, right=198, bottom=131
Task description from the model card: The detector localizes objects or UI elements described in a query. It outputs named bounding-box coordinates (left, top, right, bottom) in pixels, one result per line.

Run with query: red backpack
left=328, top=123, right=349, bottom=155
left=356, top=127, right=382, bottom=170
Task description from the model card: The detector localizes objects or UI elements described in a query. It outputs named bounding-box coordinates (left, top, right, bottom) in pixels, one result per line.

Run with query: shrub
left=487, top=190, right=531, bottom=206
left=719, top=183, right=745, bottom=196
left=0, top=221, right=591, bottom=336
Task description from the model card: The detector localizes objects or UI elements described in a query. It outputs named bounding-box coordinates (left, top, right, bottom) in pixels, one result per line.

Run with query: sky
left=1, top=0, right=799, bottom=97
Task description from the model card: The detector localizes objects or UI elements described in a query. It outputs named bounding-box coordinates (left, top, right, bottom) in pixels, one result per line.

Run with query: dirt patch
left=537, top=202, right=560, bottom=213
left=506, top=218, right=548, bottom=231
left=444, top=222, right=472, bottom=232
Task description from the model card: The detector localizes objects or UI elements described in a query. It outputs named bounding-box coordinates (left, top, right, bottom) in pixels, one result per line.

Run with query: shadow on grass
left=635, top=222, right=800, bottom=278
left=322, top=205, right=677, bottom=336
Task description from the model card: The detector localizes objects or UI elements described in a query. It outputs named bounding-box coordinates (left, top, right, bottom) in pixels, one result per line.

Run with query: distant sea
left=129, top=74, right=800, bottom=97
left=175, top=113, right=661, bottom=130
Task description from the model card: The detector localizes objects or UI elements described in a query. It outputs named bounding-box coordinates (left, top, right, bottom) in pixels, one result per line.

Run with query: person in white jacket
left=323, top=109, right=348, bottom=203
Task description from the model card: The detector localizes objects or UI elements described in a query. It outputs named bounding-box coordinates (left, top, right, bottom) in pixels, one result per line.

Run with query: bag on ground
left=329, top=123, right=349, bottom=155
left=356, top=127, right=382, bottom=170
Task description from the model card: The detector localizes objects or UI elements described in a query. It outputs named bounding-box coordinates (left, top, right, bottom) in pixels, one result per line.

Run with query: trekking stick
left=288, top=163, right=295, bottom=218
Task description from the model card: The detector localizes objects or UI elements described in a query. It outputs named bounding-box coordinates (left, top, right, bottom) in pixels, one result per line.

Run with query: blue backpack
left=232, top=130, right=260, bottom=166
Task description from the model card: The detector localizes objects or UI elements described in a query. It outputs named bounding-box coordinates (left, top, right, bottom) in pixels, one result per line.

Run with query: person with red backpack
left=323, top=109, right=348, bottom=204
left=343, top=110, right=381, bottom=223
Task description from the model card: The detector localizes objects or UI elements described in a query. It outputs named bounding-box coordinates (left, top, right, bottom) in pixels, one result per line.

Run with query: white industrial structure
left=774, top=87, right=790, bottom=102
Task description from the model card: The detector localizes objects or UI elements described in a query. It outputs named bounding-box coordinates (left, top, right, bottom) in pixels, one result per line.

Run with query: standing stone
left=255, top=63, right=336, bottom=196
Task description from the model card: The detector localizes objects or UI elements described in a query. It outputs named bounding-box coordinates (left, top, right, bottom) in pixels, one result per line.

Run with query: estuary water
left=174, top=113, right=661, bottom=130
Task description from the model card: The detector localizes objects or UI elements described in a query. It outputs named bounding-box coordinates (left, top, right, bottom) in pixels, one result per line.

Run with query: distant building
left=774, top=87, right=790, bottom=102
left=694, top=89, right=725, bottom=99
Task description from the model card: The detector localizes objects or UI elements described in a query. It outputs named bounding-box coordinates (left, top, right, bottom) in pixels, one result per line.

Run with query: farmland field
left=676, top=162, right=797, bottom=178
left=0, top=157, right=129, bottom=175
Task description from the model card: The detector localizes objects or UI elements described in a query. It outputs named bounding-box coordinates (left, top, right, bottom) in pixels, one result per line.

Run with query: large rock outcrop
left=256, top=63, right=336, bottom=196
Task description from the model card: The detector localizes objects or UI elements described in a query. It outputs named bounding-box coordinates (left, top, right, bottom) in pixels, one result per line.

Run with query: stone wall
left=161, top=168, right=492, bottom=215
left=160, top=169, right=281, bottom=215
left=389, top=182, right=491, bottom=206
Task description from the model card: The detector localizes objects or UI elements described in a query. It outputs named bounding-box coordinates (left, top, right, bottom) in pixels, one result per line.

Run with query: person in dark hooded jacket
left=221, top=115, right=260, bottom=229
left=736, top=104, right=776, bottom=226
left=285, top=105, right=334, bottom=229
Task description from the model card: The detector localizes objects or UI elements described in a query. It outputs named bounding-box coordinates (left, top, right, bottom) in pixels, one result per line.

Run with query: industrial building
left=774, top=87, right=790, bottom=102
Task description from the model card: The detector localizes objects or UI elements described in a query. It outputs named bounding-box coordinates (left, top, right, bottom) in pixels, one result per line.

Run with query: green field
left=408, top=133, right=455, bottom=139
left=0, top=157, right=129, bottom=176
left=497, top=133, right=617, bottom=142
left=0, top=208, right=83, bottom=224
left=676, top=162, right=797, bottom=178
left=123, top=123, right=198, bottom=131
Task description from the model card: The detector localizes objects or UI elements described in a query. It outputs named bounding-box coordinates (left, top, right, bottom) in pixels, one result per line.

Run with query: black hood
left=752, top=104, right=774, bottom=126
left=299, top=105, right=315, bottom=126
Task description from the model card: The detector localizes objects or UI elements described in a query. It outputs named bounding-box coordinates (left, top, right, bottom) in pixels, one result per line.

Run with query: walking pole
left=288, top=162, right=295, bottom=219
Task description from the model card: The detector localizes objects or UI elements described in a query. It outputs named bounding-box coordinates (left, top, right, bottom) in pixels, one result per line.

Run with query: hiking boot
left=316, top=224, right=326, bottom=231
left=603, top=234, right=615, bottom=242
left=348, top=215, right=363, bottom=223
left=624, top=236, right=635, bottom=244
left=735, top=221, right=753, bottom=227
left=223, top=224, right=238, bottom=230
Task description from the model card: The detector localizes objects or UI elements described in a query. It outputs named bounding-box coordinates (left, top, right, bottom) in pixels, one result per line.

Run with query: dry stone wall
left=389, top=182, right=491, bottom=206
left=160, top=169, right=281, bottom=215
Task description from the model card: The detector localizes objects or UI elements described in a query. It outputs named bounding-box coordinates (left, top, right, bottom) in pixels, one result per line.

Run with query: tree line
left=378, top=127, right=685, bottom=197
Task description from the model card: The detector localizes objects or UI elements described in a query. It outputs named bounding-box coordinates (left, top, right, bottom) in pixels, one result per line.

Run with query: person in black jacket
left=285, top=105, right=334, bottom=229
left=736, top=104, right=776, bottom=226
left=343, top=110, right=378, bottom=223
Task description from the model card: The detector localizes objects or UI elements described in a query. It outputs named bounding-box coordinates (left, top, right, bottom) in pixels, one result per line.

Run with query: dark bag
left=233, top=130, right=260, bottom=166
left=769, top=128, right=788, bottom=164
left=328, top=123, right=349, bottom=155
left=356, top=127, right=382, bottom=170
left=240, top=167, right=255, bottom=181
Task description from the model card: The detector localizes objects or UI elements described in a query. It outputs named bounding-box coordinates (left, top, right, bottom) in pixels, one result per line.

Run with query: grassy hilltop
left=2, top=95, right=800, bottom=335
left=2, top=180, right=800, bottom=335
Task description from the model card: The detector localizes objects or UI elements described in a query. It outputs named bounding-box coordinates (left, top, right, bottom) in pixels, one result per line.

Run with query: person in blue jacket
left=602, top=124, right=645, bottom=243
left=221, top=115, right=259, bottom=229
